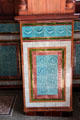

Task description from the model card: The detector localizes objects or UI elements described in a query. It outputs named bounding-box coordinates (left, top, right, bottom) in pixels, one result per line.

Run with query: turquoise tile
left=36, top=55, right=58, bottom=95
left=22, top=25, right=72, bottom=38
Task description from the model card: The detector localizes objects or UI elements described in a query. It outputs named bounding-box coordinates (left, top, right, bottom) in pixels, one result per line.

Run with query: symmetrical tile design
left=23, top=40, right=72, bottom=108
left=36, top=54, right=58, bottom=96
left=22, top=23, right=72, bottom=39
left=28, top=48, right=65, bottom=101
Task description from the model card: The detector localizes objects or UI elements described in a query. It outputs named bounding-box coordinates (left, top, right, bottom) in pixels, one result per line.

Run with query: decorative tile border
left=23, top=40, right=72, bottom=108
left=28, top=47, right=65, bottom=102
left=22, top=22, right=72, bottom=26
left=22, top=23, right=72, bottom=40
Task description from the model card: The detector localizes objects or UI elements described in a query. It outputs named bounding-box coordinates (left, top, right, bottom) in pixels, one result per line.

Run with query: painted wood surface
left=0, top=0, right=75, bottom=17
left=26, top=0, right=74, bottom=15
left=0, top=0, right=15, bottom=16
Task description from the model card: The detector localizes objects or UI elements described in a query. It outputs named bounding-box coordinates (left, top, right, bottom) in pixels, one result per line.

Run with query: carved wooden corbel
left=65, top=0, right=75, bottom=13
left=66, top=0, right=75, bottom=9
left=15, top=0, right=27, bottom=15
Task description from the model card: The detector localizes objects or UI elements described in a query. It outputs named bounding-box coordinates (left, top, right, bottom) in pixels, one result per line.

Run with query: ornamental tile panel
left=22, top=25, right=72, bottom=39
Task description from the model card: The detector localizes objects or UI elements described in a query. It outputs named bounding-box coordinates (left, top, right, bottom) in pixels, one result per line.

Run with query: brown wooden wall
left=0, top=0, right=15, bottom=16
left=27, top=0, right=74, bottom=15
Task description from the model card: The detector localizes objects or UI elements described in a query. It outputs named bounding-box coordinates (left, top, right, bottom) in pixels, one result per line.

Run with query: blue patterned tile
left=36, top=55, right=58, bottom=95
left=22, top=25, right=72, bottom=38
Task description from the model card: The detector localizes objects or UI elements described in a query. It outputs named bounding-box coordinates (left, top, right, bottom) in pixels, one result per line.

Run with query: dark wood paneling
left=0, top=0, right=15, bottom=16
left=75, top=1, right=80, bottom=14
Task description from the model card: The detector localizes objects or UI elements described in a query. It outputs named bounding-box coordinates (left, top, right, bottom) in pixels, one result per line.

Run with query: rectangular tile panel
left=74, top=21, right=80, bottom=32
left=23, top=40, right=72, bottom=109
left=22, top=23, right=72, bottom=40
